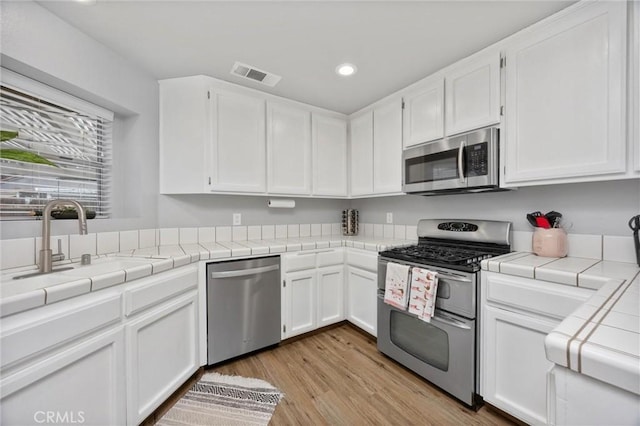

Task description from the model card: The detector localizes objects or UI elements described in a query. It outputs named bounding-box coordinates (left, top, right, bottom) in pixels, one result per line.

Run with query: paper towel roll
left=268, top=199, right=295, bottom=208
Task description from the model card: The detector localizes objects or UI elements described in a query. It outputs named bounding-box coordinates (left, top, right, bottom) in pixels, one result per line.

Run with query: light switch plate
left=233, top=213, right=242, bottom=226
left=386, top=212, right=393, bottom=224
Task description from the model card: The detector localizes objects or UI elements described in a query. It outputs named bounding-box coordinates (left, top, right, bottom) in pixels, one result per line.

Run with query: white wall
left=351, top=179, right=640, bottom=236
left=0, top=0, right=159, bottom=239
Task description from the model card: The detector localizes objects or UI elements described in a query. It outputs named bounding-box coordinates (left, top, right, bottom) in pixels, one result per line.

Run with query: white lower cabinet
left=281, top=249, right=345, bottom=339
left=481, top=271, right=593, bottom=425
left=317, top=265, right=345, bottom=327
left=284, top=269, right=317, bottom=338
left=345, top=266, right=377, bottom=337
left=1, top=328, right=126, bottom=426
left=126, top=291, right=199, bottom=425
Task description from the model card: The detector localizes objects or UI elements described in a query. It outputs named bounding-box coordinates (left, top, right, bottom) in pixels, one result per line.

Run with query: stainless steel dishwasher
left=207, top=256, right=281, bottom=365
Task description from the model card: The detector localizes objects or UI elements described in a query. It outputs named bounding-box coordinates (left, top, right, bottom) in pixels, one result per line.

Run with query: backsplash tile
left=262, top=225, right=275, bottom=240
left=1, top=238, right=35, bottom=269
left=567, top=234, right=602, bottom=259
left=331, top=223, right=341, bottom=235
left=198, top=227, right=215, bottom=243
left=97, top=232, right=119, bottom=255
left=275, top=225, right=287, bottom=239
left=139, top=229, right=157, bottom=248
left=311, top=224, right=321, bottom=237
left=394, top=225, right=406, bottom=240
left=247, top=226, right=261, bottom=241
left=299, top=224, right=311, bottom=237
left=383, top=224, right=394, bottom=239
left=406, top=225, right=418, bottom=241
left=159, top=228, right=179, bottom=246
left=232, top=226, right=247, bottom=241
left=364, top=223, right=374, bottom=237
left=69, top=233, right=97, bottom=260
left=603, top=236, right=636, bottom=263
left=374, top=224, right=383, bottom=238
left=179, top=228, right=198, bottom=244
left=216, top=226, right=232, bottom=242
left=287, top=224, right=300, bottom=238
left=321, top=224, right=331, bottom=236
left=511, top=231, right=533, bottom=253
left=119, top=230, right=139, bottom=251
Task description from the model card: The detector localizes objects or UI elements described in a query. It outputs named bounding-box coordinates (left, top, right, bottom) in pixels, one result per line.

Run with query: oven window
left=405, top=148, right=459, bottom=184
left=390, top=311, right=449, bottom=371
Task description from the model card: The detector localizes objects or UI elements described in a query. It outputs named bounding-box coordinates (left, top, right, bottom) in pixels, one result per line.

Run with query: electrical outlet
left=386, top=212, right=393, bottom=224
left=233, top=213, right=241, bottom=226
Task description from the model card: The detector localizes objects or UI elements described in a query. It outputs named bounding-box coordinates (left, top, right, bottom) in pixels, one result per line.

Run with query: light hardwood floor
left=205, top=324, right=516, bottom=425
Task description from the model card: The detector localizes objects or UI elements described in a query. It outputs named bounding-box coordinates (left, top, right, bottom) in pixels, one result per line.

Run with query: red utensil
left=536, top=216, right=551, bottom=229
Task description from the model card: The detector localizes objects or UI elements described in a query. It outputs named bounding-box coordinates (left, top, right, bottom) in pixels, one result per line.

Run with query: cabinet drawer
left=316, top=249, right=344, bottom=267
left=124, top=265, right=198, bottom=317
left=484, top=273, right=593, bottom=320
left=346, top=249, right=377, bottom=272
left=1, top=294, right=122, bottom=369
left=283, top=252, right=317, bottom=272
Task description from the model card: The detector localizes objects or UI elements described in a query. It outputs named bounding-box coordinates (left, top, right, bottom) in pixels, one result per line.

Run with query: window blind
left=0, top=72, right=113, bottom=220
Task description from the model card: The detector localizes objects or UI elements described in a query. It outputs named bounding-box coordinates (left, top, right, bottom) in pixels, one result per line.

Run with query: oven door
left=403, top=137, right=466, bottom=193
left=378, top=257, right=477, bottom=319
left=377, top=294, right=477, bottom=407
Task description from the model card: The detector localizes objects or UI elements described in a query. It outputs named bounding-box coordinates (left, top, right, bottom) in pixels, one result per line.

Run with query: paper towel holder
left=268, top=199, right=295, bottom=209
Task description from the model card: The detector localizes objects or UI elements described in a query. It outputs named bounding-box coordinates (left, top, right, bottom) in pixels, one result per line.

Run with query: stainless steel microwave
left=403, top=126, right=500, bottom=195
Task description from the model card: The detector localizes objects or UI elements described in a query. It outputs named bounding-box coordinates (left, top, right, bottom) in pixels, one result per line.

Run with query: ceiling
left=38, top=0, right=575, bottom=115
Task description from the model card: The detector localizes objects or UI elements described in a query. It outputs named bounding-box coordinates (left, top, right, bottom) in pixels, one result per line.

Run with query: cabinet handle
left=210, top=264, right=279, bottom=279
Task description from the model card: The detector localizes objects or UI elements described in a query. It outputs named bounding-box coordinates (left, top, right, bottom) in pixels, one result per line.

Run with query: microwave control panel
left=466, top=142, right=488, bottom=177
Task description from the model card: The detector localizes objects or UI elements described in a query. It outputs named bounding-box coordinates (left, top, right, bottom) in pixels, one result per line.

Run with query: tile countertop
left=0, top=236, right=413, bottom=318
left=482, top=252, right=640, bottom=396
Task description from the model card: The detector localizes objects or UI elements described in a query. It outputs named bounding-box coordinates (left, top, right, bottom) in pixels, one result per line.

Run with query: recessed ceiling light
left=336, top=63, right=357, bottom=77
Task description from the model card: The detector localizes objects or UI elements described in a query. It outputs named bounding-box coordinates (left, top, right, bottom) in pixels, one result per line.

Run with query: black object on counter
left=629, top=215, right=640, bottom=266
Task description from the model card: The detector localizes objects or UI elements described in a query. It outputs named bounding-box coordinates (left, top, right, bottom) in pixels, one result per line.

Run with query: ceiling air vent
left=230, top=62, right=282, bottom=87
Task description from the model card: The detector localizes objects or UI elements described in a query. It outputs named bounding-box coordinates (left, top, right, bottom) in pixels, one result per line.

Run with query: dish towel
left=384, top=262, right=410, bottom=309
left=408, top=267, right=439, bottom=322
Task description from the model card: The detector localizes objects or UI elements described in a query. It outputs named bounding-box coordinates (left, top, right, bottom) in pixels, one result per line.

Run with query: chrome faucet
left=39, top=199, right=88, bottom=273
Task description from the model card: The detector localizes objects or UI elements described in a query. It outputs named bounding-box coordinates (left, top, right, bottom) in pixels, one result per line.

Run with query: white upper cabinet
left=349, top=111, right=374, bottom=196
left=159, top=76, right=210, bottom=194
left=634, top=1, right=640, bottom=173
left=402, top=75, right=445, bottom=148
left=210, top=89, right=266, bottom=193
left=503, top=1, right=627, bottom=185
left=445, top=50, right=501, bottom=136
left=312, top=113, right=348, bottom=196
left=266, top=102, right=312, bottom=195
left=373, top=98, right=403, bottom=194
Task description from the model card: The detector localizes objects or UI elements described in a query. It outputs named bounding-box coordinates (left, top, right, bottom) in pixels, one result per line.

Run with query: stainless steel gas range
left=377, top=219, right=511, bottom=408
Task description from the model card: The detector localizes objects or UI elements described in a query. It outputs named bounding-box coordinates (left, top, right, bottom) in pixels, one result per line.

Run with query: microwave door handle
left=458, top=141, right=466, bottom=184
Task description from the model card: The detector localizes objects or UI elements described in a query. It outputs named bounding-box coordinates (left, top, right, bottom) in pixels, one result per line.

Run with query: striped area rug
left=157, top=372, right=284, bottom=426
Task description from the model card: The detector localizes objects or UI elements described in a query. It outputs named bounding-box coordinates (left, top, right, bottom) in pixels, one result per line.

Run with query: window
left=0, top=69, right=113, bottom=219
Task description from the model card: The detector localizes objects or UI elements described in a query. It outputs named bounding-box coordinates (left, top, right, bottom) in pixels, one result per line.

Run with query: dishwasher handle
left=210, top=264, right=279, bottom=279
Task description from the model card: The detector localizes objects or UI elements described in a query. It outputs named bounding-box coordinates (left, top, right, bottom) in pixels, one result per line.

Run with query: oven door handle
left=458, top=141, right=466, bottom=184
left=434, top=313, right=472, bottom=330
left=437, top=272, right=472, bottom=283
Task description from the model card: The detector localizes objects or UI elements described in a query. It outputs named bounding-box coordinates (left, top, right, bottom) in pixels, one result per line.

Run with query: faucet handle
left=51, top=238, right=65, bottom=262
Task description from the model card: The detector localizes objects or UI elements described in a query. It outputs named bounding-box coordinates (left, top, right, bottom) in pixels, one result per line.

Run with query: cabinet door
left=402, top=75, right=444, bottom=148
left=159, top=77, right=210, bottom=193
left=126, top=292, right=199, bottom=425
left=504, top=1, right=627, bottom=185
left=284, top=270, right=317, bottom=338
left=373, top=98, right=403, bottom=194
left=312, top=113, right=348, bottom=196
left=346, top=266, right=377, bottom=336
left=349, top=111, right=374, bottom=196
left=445, top=51, right=500, bottom=136
left=267, top=102, right=312, bottom=194
left=1, top=328, right=126, bottom=426
left=482, top=305, right=556, bottom=426
left=210, top=89, right=266, bottom=193
left=317, top=265, right=345, bottom=327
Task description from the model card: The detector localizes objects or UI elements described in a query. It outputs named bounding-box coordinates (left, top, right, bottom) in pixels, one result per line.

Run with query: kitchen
left=0, top=0, right=639, bottom=425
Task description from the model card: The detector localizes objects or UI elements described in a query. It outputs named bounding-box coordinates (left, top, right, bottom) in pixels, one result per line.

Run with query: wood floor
left=206, top=324, right=516, bottom=425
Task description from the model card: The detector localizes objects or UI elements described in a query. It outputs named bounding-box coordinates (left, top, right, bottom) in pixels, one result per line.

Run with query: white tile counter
left=0, top=236, right=411, bottom=318
left=482, top=252, right=640, bottom=396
